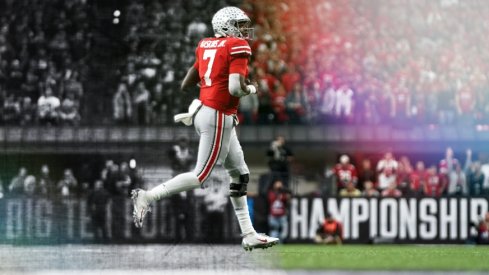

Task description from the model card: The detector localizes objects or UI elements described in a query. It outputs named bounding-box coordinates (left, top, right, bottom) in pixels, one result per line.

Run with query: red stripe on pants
left=198, top=112, right=223, bottom=182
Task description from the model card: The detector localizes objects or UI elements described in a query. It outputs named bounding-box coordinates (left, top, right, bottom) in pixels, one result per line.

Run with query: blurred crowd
left=326, top=147, right=489, bottom=198
left=1, top=0, right=489, bottom=126
left=0, top=0, right=88, bottom=126
left=245, top=0, right=489, bottom=125
left=0, top=159, right=144, bottom=200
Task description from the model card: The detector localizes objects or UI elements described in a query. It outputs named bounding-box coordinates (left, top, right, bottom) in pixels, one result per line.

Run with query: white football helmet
left=211, top=7, right=254, bottom=39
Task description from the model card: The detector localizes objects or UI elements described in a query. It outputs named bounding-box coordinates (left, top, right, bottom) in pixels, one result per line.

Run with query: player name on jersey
left=199, top=40, right=227, bottom=48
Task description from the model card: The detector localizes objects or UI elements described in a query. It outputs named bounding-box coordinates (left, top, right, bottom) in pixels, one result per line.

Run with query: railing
left=0, top=125, right=487, bottom=143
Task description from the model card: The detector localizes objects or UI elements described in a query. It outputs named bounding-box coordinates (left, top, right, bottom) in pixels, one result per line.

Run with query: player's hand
left=246, top=84, right=257, bottom=95
left=246, top=80, right=258, bottom=95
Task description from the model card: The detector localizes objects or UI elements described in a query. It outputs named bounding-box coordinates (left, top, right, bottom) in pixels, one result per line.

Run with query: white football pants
left=146, top=105, right=250, bottom=200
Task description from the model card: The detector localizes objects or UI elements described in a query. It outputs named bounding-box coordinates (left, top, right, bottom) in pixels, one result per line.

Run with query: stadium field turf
left=267, top=244, right=489, bottom=271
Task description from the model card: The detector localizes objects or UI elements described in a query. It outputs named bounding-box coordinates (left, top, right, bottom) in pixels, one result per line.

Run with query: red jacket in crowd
left=268, top=190, right=289, bottom=217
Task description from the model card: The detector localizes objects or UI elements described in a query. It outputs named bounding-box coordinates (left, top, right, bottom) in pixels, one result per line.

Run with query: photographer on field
left=315, top=212, right=343, bottom=245
left=267, top=135, right=294, bottom=187
left=470, top=212, right=489, bottom=245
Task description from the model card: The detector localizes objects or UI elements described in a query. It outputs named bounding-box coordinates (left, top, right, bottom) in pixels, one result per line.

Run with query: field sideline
left=265, top=244, right=489, bottom=271
left=1, top=244, right=489, bottom=274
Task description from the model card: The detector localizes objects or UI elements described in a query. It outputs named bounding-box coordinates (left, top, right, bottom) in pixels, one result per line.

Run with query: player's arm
left=228, top=41, right=255, bottom=97
left=229, top=73, right=256, bottom=97
left=180, top=66, right=200, bottom=92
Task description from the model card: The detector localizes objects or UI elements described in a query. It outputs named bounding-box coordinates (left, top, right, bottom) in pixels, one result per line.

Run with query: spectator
left=358, top=158, right=376, bottom=190
left=239, top=91, right=259, bottom=124
left=7, top=59, right=23, bottom=92
left=57, top=169, right=78, bottom=197
left=447, top=163, right=467, bottom=196
left=333, top=155, right=358, bottom=191
left=37, top=86, right=60, bottom=125
left=339, top=182, right=361, bottom=197
left=481, top=158, right=489, bottom=195
left=423, top=165, right=446, bottom=197
left=8, top=167, right=28, bottom=195
left=381, top=181, right=402, bottom=197
left=113, top=83, right=132, bottom=125
left=186, top=16, right=208, bottom=39
left=20, top=97, right=37, bottom=125
left=396, top=162, right=412, bottom=195
left=133, top=82, right=150, bottom=125
left=319, top=78, right=336, bottom=123
left=87, top=180, right=110, bottom=242
left=439, top=147, right=459, bottom=177
left=63, top=71, right=84, bottom=99
left=59, top=92, right=80, bottom=125
left=410, top=161, right=428, bottom=196
left=455, top=87, right=476, bottom=126
left=474, top=212, right=489, bottom=245
left=468, top=161, right=485, bottom=196
left=128, top=162, right=144, bottom=195
left=362, top=181, right=379, bottom=197
left=438, top=85, right=455, bottom=125
left=306, top=81, right=323, bottom=123
left=335, top=83, right=354, bottom=122
left=314, top=212, right=343, bottom=245
left=0, top=179, right=4, bottom=199
left=104, top=163, right=128, bottom=196
left=285, top=82, right=308, bottom=124
left=377, top=151, right=398, bottom=190
left=24, top=175, right=37, bottom=197
left=390, top=85, right=411, bottom=125
left=168, top=136, right=194, bottom=176
left=267, top=179, right=291, bottom=242
left=2, top=94, right=21, bottom=124
left=37, top=164, right=54, bottom=197
left=270, top=83, right=288, bottom=123
left=267, top=135, right=293, bottom=187
left=150, top=83, right=167, bottom=124
left=280, top=64, right=301, bottom=93
left=119, top=162, right=132, bottom=196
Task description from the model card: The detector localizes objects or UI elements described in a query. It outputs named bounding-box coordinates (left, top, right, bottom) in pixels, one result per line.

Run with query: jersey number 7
left=203, top=49, right=217, bottom=87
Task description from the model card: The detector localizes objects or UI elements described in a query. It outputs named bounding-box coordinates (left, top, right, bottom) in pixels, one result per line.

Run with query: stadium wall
left=0, top=197, right=487, bottom=244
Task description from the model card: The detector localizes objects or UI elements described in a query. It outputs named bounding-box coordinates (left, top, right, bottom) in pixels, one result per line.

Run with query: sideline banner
left=1, top=197, right=487, bottom=244
left=289, top=197, right=489, bottom=243
left=0, top=197, right=241, bottom=244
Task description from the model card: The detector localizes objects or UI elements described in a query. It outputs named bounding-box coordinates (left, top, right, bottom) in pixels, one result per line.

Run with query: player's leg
left=223, top=127, right=279, bottom=250
left=132, top=107, right=228, bottom=227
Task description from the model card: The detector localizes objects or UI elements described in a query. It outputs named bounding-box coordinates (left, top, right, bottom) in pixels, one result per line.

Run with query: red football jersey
left=334, top=164, right=358, bottom=188
left=410, top=170, right=428, bottom=191
left=193, top=37, right=251, bottom=115
left=424, top=174, right=446, bottom=197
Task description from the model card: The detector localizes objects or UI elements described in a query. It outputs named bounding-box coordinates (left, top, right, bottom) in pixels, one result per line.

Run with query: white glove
left=247, top=85, right=257, bottom=94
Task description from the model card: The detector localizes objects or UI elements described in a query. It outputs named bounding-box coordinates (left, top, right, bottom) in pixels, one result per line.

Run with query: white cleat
left=131, top=189, right=151, bottom=228
left=242, top=233, right=279, bottom=251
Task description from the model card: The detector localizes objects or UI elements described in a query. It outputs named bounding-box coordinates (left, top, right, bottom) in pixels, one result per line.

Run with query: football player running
left=131, top=6, right=279, bottom=251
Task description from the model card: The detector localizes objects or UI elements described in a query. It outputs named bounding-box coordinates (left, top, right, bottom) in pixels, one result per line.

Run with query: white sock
left=230, top=195, right=256, bottom=236
left=145, top=172, right=200, bottom=203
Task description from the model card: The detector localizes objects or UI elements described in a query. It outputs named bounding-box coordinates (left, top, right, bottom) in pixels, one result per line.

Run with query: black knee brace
left=230, top=174, right=249, bottom=197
